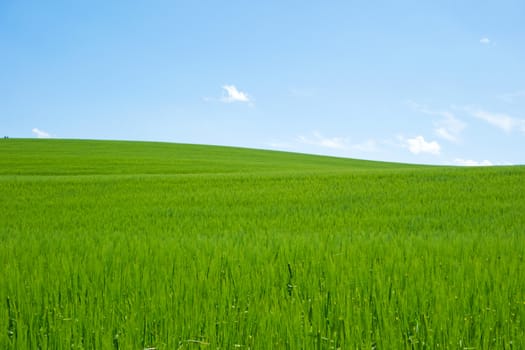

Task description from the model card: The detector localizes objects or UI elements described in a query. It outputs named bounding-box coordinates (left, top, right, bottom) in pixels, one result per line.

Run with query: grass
left=1, top=138, right=524, bottom=349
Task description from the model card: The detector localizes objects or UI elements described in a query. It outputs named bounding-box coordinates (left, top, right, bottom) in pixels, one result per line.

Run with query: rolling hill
left=1, top=138, right=524, bottom=349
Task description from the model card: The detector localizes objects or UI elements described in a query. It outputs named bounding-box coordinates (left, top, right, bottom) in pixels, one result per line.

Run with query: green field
left=1, top=139, right=524, bottom=349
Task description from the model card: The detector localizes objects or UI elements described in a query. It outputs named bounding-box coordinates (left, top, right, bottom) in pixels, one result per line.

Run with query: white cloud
left=275, top=133, right=381, bottom=156
left=434, top=115, right=466, bottom=142
left=403, top=136, right=441, bottom=155
left=31, top=128, right=51, bottom=138
left=465, top=107, right=525, bottom=133
left=407, top=101, right=466, bottom=142
left=480, top=37, right=490, bottom=45
left=435, top=127, right=456, bottom=142
left=267, top=141, right=297, bottom=150
left=454, top=158, right=493, bottom=166
left=221, top=85, right=251, bottom=103
left=297, top=132, right=348, bottom=149
left=351, top=139, right=379, bottom=152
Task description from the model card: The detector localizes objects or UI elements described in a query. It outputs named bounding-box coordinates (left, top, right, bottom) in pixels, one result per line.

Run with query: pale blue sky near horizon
left=2, top=0, right=525, bottom=165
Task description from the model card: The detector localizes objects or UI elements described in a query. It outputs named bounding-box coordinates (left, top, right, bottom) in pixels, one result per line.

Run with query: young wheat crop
left=1, top=139, right=524, bottom=349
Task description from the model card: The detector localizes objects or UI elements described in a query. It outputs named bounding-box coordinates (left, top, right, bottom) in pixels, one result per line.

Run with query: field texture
left=1, top=139, right=524, bottom=349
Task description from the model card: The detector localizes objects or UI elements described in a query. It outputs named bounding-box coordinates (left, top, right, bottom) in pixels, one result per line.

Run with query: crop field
left=1, top=139, right=524, bottom=349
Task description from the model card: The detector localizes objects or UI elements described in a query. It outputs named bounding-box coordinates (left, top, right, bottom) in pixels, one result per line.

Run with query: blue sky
left=2, top=0, right=525, bottom=165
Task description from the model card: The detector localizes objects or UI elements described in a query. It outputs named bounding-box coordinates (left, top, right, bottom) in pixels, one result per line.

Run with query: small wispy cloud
left=434, top=127, right=456, bottom=142
left=407, top=101, right=466, bottom=142
left=480, top=37, right=491, bottom=45
left=31, top=128, right=51, bottom=138
left=401, top=135, right=441, bottom=155
left=297, top=132, right=348, bottom=149
left=273, top=132, right=380, bottom=156
left=435, top=114, right=465, bottom=142
left=268, top=141, right=297, bottom=150
left=465, top=107, right=525, bottom=133
left=454, top=158, right=493, bottom=166
left=221, top=85, right=251, bottom=103
left=351, top=139, right=379, bottom=152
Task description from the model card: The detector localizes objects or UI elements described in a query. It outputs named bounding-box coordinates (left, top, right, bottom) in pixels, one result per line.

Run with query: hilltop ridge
left=0, top=138, right=426, bottom=176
